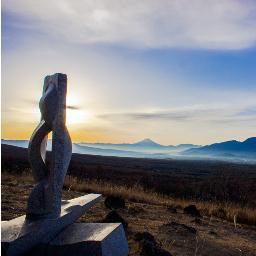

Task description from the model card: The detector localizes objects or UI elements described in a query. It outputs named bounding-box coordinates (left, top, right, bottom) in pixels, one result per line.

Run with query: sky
left=1, top=0, right=256, bottom=145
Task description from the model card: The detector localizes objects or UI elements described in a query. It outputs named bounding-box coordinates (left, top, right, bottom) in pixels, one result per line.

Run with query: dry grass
left=2, top=172, right=255, bottom=226
left=64, top=175, right=256, bottom=226
left=3, top=172, right=256, bottom=256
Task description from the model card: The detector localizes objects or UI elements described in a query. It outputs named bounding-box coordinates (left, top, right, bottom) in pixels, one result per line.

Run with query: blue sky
left=2, top=0, right=256, bottom=145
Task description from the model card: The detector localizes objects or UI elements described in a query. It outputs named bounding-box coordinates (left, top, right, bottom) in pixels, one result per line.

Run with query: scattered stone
left=103, top=210, right=128, bottom=229
left=134, top=232, right=172, bottom=256
left=183, top=205, right=201, bottom=217
left=104, top=196, right=126, bottom=210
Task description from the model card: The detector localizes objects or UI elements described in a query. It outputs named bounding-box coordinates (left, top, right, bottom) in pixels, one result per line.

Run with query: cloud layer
left=3, top=0, right=256, bottom=49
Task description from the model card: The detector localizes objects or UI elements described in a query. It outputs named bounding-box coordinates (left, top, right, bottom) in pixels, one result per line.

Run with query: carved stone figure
left=1, top=74, right=128, bottom=256
left=27, top=73, right=72, bottom=220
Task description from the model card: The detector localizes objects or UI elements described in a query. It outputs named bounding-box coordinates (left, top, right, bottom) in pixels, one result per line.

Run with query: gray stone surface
left=48, top=223, right=129, bottom=256
left=27, top=73, right=72, bottom=220
left=3, top=222, right=128, bottom=256
left=2, top=194, right=102, bottom=255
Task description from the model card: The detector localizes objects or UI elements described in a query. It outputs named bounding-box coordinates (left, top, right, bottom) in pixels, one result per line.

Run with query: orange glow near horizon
left=2, top=122, right=36, bottom=140
left=1, top=121, right=114, bottom=143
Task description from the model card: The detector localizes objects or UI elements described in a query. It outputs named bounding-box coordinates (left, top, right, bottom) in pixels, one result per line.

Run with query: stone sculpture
left=27, top=73, right=72, bottom=220
left=1, top=73, right=128, bottom=256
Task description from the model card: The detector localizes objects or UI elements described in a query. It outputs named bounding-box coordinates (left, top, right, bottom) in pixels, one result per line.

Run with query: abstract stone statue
left=27, top=73, right=72, bottom=220
left=1, top=73, right=128, bottom=256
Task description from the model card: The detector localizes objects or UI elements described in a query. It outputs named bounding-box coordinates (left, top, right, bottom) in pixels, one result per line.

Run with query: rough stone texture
left=27, top=73, right=72, bottom=221
left=2, top=194, right=102, bottom=256
left=48, top=223, right=128, bottom=256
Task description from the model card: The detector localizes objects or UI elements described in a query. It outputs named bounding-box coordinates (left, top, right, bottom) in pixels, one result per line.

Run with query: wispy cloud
left=98, top=104, right=256, bottom=124
left=67, top=105, right=80, bottom=110
left=99, top=110, right=194, bottom=121
left=3, top=0, right=256, bottom=50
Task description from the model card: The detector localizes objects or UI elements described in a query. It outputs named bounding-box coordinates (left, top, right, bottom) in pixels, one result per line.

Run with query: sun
left=65, top=94, right=91, bottom=125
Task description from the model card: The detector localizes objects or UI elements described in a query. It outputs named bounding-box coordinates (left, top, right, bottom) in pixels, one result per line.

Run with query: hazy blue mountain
left=2, top=138, right=255, bottom=162
left=184, top=137, right=256, bottom=158
left=133, top=138, right=169, bottom=148
left=0, top=139, right=170, bottom=159
left=1, top=139, right=29, bottom=148
left=79, top=138, right=171, bottom=153
left=1, top=139, right=53, bottom=150
left=79, top=138, right=199, bottom=153
left=80, top=138, right=166, bottom=148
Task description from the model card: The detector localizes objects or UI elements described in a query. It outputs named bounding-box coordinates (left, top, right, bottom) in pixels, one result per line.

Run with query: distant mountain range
left=184, top=137, right=256, bottom=159
left=1, top=137, right=256, bottom=162
left=1, top=140, right=29, bottom=148
left=79, top=138, right=200, bottom=153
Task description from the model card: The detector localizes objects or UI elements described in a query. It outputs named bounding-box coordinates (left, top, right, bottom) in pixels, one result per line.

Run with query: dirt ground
left=2, top=175, right=256, bottom=256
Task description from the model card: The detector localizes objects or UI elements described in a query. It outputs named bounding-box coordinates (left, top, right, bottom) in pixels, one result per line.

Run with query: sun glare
left=66, top=94, right=91, bottom=125
left=66, top=109, right=91, bottom=125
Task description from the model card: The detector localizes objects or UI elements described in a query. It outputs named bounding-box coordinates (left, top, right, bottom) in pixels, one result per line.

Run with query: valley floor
left=2, top=174, right=256, bottom=256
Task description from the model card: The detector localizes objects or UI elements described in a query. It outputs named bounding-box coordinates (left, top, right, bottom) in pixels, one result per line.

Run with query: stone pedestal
left=2, top=194, right=102, bottom=255
left=41, top=223, right=128, bottom=256
left=2, top=223, right=128, bottom=256
left=2, top=195, right=129, bottom=256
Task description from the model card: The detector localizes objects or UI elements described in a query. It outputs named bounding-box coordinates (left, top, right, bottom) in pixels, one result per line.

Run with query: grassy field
left=2, top=172, right=256, bottom=256
left=2, top=171, right=256, bottom=226
left=2, top=144, right=256, bottom=226
left=2, top=144, right=256, bottom=207
left=63, top=175, right=256, bottom=226
left=2, top=144, right=256, bottom=255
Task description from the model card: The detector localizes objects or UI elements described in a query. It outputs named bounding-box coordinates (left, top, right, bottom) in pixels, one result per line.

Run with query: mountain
left=133, top=138, right=168, bottom=148
left=0, top=139, right=170, bottom=159
left=79, top=139, right=172, bottom=154
left=1, top=139, right=29, bottom=148
left=1, top=138, right=198, bottom=158
left=2, top=138, right=255, bottom=162
left=81, top=138, right=169, bottom=148
left=1, top=139, right=53, bottom=150
left=80, top=139, right=199, bottom=153
left=79, top=138, right=175, bottom=153
left=184, top=137, right=256, bottom=159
